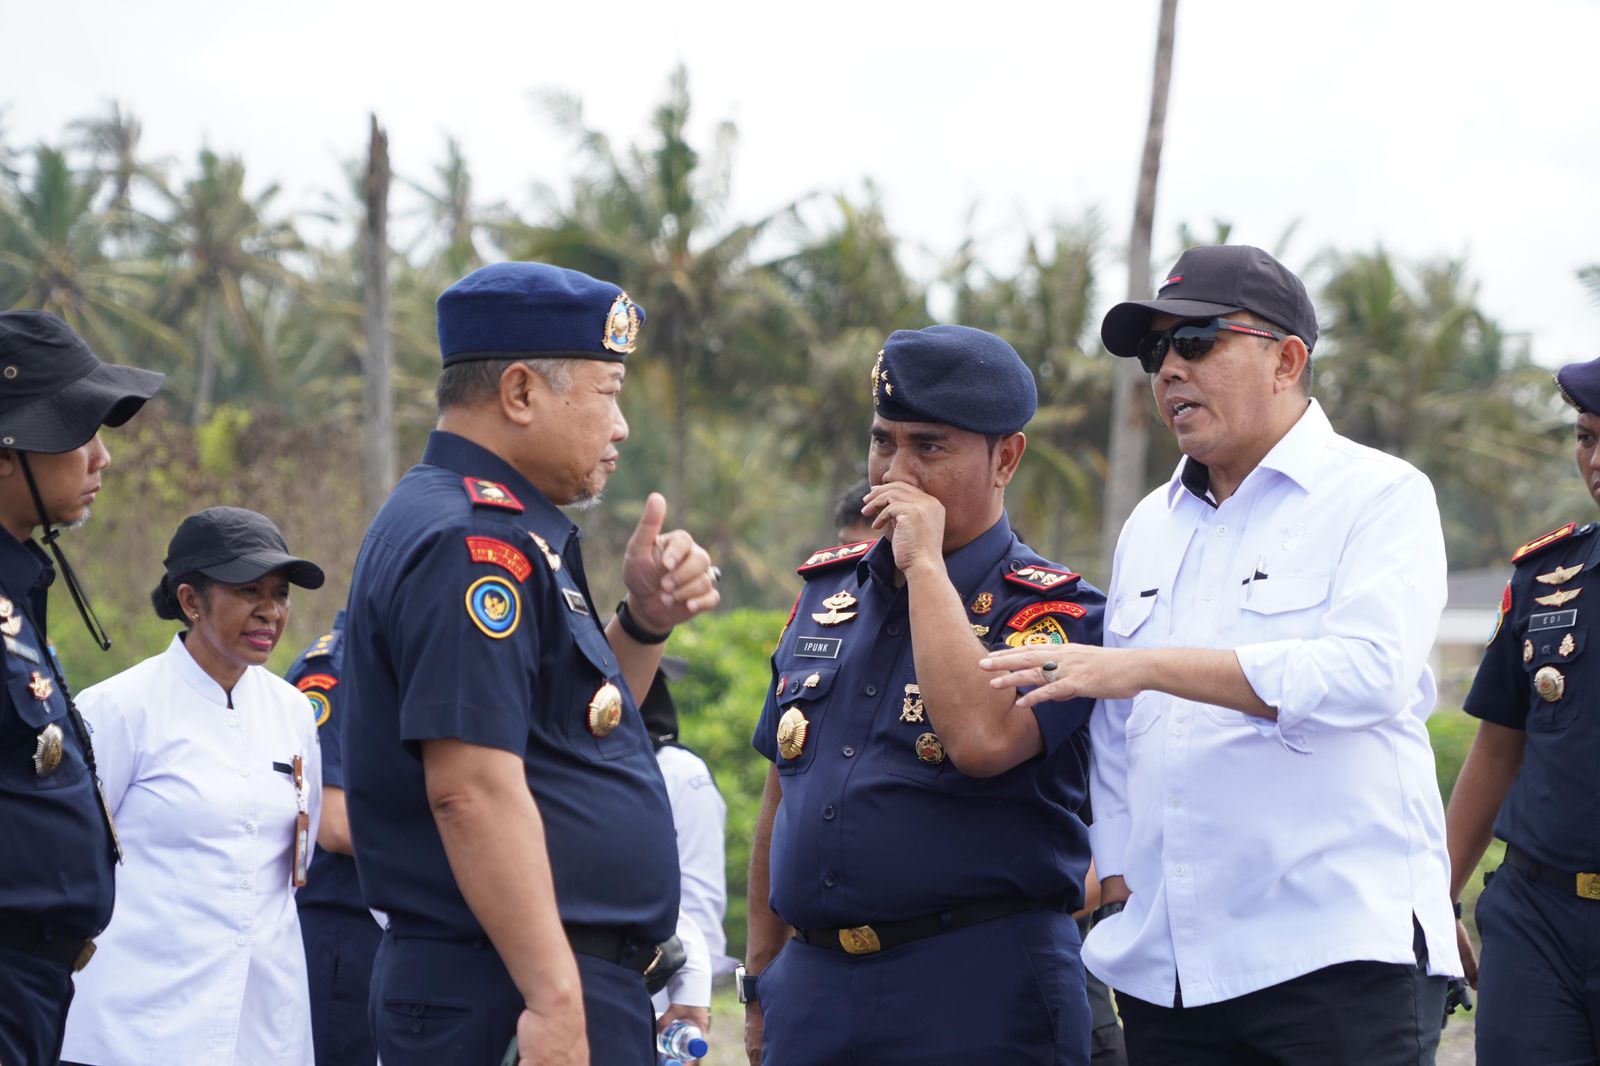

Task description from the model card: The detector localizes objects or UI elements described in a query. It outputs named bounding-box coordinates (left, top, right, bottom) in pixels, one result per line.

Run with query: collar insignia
left=464, top=478, right=524, bottom=512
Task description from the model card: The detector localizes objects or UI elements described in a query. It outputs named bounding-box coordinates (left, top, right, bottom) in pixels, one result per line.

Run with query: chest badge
left=1524, top=639, right=1534, bottom=664
left=811, top=590, right=859, bottom=627
left=900, top=683, right=925, bottom=723
left=587, top=682, right=624, bottom=738
left=27, top=671, right=53, bottom=701
left=1004, top=616, right=1069, bottom=648
left=0, top=596, right=21, bottom=638
left=914, top=732, right=945, bottom=764
left=775, top=675, right=787, bottom=698
left=4, top=635, right=39, bottom=663
left=803, top=672, right=821, bottom=689
left=1536, top=588, right=1582, bottom=609
left=1537, top=564, right=1583, bottom=585
left=33, top=722, right=64, bottom=777
left=970, top=592, right=994, bottom=615
left=529, top=531, right=563, bottom=571
left=777, top=707, right=809, bottom=759
left=971, top=624, right=990, bottom=638
left=1534, top=665, right=1566, bottom=703
left=1560, top=633, right=1577, bottom=657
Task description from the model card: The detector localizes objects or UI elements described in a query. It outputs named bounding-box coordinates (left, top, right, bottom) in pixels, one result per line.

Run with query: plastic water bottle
left=656, top=1019, right=709, bottom=1060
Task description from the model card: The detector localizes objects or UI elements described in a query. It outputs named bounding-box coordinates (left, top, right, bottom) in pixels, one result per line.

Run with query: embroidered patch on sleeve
left=466, top=536, right=532, bottom=581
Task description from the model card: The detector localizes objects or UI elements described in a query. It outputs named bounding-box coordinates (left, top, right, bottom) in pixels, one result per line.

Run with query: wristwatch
left=734, top=963, right=760, bottom=1004
left=1090, top=900, right=1126, bottom=926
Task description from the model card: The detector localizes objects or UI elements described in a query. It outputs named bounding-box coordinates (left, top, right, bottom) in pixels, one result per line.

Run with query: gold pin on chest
left=811, top=590, right=859, bottom=627
left=900, top=683, right=924, bottom=723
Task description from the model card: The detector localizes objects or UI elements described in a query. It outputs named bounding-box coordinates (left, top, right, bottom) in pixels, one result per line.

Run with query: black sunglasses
left=1135, top=317, right=1287, bottom=373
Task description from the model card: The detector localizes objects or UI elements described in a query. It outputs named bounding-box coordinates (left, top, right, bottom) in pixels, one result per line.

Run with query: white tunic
left=63, top=633, right=321, bottom=1066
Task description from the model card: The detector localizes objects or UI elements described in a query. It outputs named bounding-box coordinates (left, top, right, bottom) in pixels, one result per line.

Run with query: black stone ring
left=1041, top=661, right=1060, bottom=683
left=708, top=566, right=723, bottom=585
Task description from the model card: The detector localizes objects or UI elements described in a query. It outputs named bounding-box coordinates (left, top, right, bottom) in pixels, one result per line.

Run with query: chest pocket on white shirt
left=1237, top=571, right=1330, bottom=632
left=1108, top=593, right=1156, bottom=642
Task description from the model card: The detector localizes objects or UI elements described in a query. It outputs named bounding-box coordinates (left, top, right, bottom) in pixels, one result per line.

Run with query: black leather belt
left=0, top=922, right=96, bottom=971
left=563, top=923, right=676, bottom=982
left=794, top=894, right=1069, bottom=956
left=1504, top=844, right=1600, bottom=900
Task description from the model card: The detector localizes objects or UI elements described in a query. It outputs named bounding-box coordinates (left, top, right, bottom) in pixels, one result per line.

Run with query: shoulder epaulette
left=303, top=628, right=341, bottom=661
left=1510, top=522, right=1592, bottom=565
left=1004, top=563, right=1081, bottom=594
left=797, top=539, right=876, bottom=576
left=463, top=477, right=524, bottom=513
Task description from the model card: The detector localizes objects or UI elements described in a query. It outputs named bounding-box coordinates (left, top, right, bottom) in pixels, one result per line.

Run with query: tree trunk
left=192, top=291, right=220, bottom=426
left=362, top=114, right=396, bottom=518
left=1101, top=0, right=1179, bottom=575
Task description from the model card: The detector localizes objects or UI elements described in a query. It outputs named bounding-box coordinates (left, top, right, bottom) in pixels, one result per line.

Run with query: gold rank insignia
left=914, top=732, right=945, bottom=764
left=971, top=592, right=994, bottom=615
left=803, top=672, right=821, bottom=689
left=602, top=292, right=642, bottom=354
left=1536, top=588, right=1582, bottom=608
left=971, top=625, right=990, bottom=638
left=812, top=590, right=859, bottom=627
left=777, top=706, right=809, bottom=760
left=900, top=683, right=924, bottom=723
left=33, top=723, right=63, bottom=777
left=1537, top=563, right=1583, bottom=585
left=1534, top=666, right=1565, bottom=703
left=1004, top=616, right=1069, bottom=648
left=28, top=671, right=53, bottom=701
left=1561, top=633, right=1577, bottom=657
left=1524, top=639, right=1534, bottom=663
left=528, top=531, right=562, bottom=571
left=587, top=682, right=623, bottom=738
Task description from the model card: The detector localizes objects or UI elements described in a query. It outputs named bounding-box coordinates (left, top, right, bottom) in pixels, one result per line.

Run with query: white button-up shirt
left=1085, top=401, right=1462, bottom=1008
left=63, top=633, right=321, bottom=1066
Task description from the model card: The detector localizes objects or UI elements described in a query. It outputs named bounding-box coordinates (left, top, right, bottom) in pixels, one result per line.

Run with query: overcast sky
left=7, top=0, right=1597, bottom=364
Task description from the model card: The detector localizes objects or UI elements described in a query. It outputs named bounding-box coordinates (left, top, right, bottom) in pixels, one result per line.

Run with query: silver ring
left=1041, top=661, right=1060, bottom=684
left=708, top=565, right=722, bottom=586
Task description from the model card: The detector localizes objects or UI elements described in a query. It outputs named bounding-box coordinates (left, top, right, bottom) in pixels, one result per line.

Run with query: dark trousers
left=369, top=931, right=655, bottom=1065
left=0, top=944, right=74, bottom=1066
left=1115, top=922, right=1445, bottom=1066
left=1087, top=969, right=1130, bottom=1066
left=301, top=906, right=383, bottom=1066
left=1476, top=860, right=1600, bottom=1066
left=760, top=907, right=1091, bottom=1065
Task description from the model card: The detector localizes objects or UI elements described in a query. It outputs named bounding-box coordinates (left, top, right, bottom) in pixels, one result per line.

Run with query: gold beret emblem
left=602, top=292, right=641, bottom=354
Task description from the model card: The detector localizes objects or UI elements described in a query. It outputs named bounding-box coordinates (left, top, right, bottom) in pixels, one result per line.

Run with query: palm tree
left=150, top=148, right=303, bottom=423
left=1580, top=263, right=1600, bottom=304
left=70, top=102, right=166, bottom=239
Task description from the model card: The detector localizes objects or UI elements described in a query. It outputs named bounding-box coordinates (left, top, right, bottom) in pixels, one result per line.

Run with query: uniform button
left=239, top=877, right=251, bottom=889
left=411, top=1021, right=423, bottom=1034
left=1171, top=723, right=1184, bottom=736
left=842, top=746, right=855, bottom=758
left=1202, top=589, right=1214, bottom=602
left=235, top=935, right=247, bottom=946
left=824, top=873, right=838, bottom=887
left=1173, top=864, right=1186, bottom=877
left=239, top=768, right=251, bottom=778
left=1216, top=525, right=1227, bottom=536
left=864, top=683, right=878, bottom=697
left=227, top=717, right=238, bottom=728
left=823, top=805, right=836, bottom=821
left=1170, top=796, right=1181, bottom=809
left=789, top=682, right=799, bottom=695
left=887, top=623, right=901, bottom=636
left=1542, top=645, right=1551, bottom=654
left=244, top=821, right=256, bottom=833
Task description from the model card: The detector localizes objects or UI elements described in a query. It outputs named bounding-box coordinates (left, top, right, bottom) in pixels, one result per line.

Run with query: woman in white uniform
left=61, top=506, right=324, bottom=1066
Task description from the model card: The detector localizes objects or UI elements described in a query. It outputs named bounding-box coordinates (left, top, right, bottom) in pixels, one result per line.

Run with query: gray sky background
left=7, top=0, right=1597, bottom=364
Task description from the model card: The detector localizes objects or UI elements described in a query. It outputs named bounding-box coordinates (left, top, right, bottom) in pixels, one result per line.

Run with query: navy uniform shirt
left=753, top=515, right=1104, bottom=929
left=0, top=528, right=116, bottom=937
left=1465, top=521, right=1600, bottom=872
left=286, top=612, right=363, bottom=915
left=343, top=431, right=680, bottom=943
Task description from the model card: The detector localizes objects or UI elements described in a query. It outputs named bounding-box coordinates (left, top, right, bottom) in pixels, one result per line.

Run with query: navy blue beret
left=1556, top=356, right=1600, bottom=414
left=872, top=325, right=1037, bottom=435
left=436, top=262, right=645, bottom=365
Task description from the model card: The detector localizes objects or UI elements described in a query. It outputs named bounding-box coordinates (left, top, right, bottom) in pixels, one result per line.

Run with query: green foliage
left=194, top=403, right=253, bottom=477
left=1427, top=704, right=1477, bottom=807
left=668, top=608, right=787, bottom=964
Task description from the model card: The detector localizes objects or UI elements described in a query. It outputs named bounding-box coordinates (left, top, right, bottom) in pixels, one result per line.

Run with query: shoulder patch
left=463, top=477, right=524, bottom=512
left=1004, top=564, right=1081, bottom=594
left=296, top=673, right=339, bottom=692
left=1003, top=616, right=1070, bottom=648
left=303, top=629, right=340, bottom=661
left=296, top=673, right=337, bottom=728
left=466, top=536, right=532, bottom=581
left=1511, top=522, right=1580, bottom=564
left=797, top=539, right=876, bottom=576
left=465, top=575, right=522, bottom=638
left=1487, top=580, right=1511, bottom=646
left=1006, top=601, right=1089, bottom=632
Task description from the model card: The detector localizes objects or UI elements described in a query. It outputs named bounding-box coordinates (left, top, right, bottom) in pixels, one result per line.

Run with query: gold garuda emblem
left=812, top=590, right=859, bottom=627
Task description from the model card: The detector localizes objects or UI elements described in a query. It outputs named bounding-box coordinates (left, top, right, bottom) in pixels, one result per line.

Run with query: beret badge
left=870, top=349, right=892, bottom=402
left=603, top=292, right=642, bottom=354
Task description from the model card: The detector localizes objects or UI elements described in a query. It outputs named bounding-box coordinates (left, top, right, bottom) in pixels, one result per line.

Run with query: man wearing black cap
left=342, top=262, right=719, bottom=1065
left=983, top=245, right=1460, bottom=1064
left=1446, top=356, right=1600, bottom=1065
left=741, top=325, right=1105, bottom=1065
left=0, top=310, right=162, bottom=1064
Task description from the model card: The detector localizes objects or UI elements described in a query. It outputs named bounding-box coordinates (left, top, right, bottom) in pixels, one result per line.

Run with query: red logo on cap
left=1162, top=274, right=1183, bottom=288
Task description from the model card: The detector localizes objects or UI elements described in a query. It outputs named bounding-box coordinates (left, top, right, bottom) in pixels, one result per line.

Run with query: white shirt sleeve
left=77, top=684, right=138, bottom=814
left=658, top=908, right=711, bottom=1010
left=1234, top=470, right=1447, bottom=742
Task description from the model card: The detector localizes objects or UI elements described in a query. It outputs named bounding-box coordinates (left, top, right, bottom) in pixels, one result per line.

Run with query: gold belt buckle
left=1576, top=873, right=1600, bottom=900
left=73, top=941, right=96, bottom=973
left=838, top=925, right=881, bottom=955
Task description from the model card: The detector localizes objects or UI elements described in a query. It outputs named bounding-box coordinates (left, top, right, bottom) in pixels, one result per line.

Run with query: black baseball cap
left=163, top=506, right=325, bottom=588
left=1101, top=245, right=1319, bottom=359
left=0, top=311, right=165, bottom=453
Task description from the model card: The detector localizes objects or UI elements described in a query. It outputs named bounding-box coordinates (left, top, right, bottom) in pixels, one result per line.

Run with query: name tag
left=1529, top=609, right=1577, bottom=632
left=795, top=636, right=842, bottom=659
left=562, top=588, right=590, bottom=615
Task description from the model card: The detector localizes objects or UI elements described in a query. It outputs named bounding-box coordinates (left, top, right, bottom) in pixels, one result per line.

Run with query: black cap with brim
left=195, top=551, right=326, bottom=589
left=0, top=361, right=166, bottom=452
left=1100, top=297, right=1244, bottom=359
left=164, top=506, right=325, bottom=590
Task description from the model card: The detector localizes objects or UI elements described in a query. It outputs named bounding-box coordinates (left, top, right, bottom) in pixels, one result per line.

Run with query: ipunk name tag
left=795, top=636, right=842, bottom=659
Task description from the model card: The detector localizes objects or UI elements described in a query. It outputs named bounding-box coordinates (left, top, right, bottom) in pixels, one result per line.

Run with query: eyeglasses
left=1135, top=318, right=1287, bottom=373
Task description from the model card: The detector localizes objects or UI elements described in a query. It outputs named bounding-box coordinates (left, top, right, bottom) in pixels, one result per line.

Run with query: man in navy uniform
left=286, top=612, right=381, bottom=1065
left=741, top=326, right=1105, bottom=1065
left=342, top=262, right=720, bottom=1065
left=0, top=311, right=162, bottom=1064
left=1448, top=354, right=1600, bottom=1065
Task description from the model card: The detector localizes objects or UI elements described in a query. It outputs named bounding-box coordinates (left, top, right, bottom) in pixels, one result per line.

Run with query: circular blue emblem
left=466, top=576, right=521, bottom=639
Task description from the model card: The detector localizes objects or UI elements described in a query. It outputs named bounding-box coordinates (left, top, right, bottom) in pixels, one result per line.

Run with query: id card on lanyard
left=292, top=754, right=309, bottom=888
